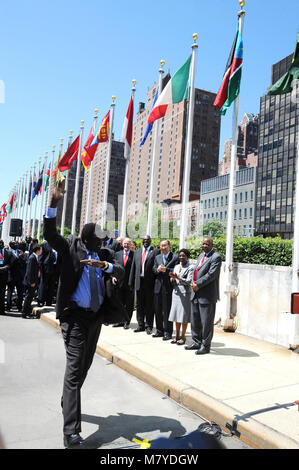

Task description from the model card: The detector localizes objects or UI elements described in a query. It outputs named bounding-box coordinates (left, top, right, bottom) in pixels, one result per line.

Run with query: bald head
left=202, top=237, right=213, bottom=253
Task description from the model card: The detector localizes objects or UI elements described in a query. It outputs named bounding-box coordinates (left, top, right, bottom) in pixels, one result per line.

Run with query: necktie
left=89, top=266, right=100, bottom=312
left=124, top=252, right=128, bottom=267
left=141, top=248, right=147, bottom=272
left=193, top=254, right=205, bottom=282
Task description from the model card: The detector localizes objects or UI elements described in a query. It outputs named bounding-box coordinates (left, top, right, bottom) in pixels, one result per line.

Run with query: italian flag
left=148, top=55, right=191, bottom=125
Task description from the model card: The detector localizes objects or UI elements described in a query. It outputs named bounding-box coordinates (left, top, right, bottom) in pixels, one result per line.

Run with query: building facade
left=55, top=160, right=84, bottom=234
left=80, top=139, right=125, bottom=233
left=200, top=167, right=257, bottom=238
left=255, top=53, right=297, bottom=239
left=127, top=81, right=221, bottom=219
left=218, top=113, right=259, bottom=176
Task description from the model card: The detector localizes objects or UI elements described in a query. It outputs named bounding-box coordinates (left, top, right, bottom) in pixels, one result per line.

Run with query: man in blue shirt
left=44, top=181, right=125, bottom=449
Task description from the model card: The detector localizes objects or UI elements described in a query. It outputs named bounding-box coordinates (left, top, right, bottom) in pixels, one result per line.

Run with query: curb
left=40, top=311, right=299, bottom=450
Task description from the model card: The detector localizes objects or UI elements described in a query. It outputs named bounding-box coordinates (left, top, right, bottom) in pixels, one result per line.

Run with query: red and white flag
left=122, top=96, right=134, bottom=159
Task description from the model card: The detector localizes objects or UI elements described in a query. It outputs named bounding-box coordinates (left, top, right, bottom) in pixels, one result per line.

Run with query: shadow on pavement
left=81, top=412, right=187, bottom=449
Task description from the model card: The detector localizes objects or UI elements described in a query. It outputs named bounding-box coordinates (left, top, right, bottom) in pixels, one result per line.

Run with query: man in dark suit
left=129, top=235, right=160, bottom=334
left=0, top=240, right=13, bottom=315
left=38, top=241, right=57, bottom=306
left=185, top=237, right=222, bottom=355
left=112, top=237, right=134, bottom=329
left=44, top=180, right=125, bottom=449
left=22, top=244, right=42, bottom=318
left=152, top=240, right=179, bottom=340
left=102, top=236, right=122, bottom=252
left=6, top=241, right=26, bottom=312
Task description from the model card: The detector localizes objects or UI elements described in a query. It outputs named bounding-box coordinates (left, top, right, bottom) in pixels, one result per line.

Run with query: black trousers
left=154, top=291, right=173, bottom=336
left=22, top=285, right=36, bottom=314
left=7, top=280, right=24, bottom=310
left=38, top=272, right=55, bottom=305
left=136, top=278, right=154, bottom=329
left=60, top=309, right=102, bottom=435
left=0, top=274, right=8, bottom=314
left=118, top=286, right=134, bottom=324
left=190, top=302, right=216, bottom=349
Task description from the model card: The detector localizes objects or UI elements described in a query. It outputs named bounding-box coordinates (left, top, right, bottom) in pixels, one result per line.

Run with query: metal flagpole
left=37, top=153, right=48, bottom=241
left=223, top=6, right=246, bottom=331
left=147, top=61, right=165, bottom=237
left=120, top=80, right=136, bottom=238
left=21, top=172, right=28, bottom=234
left=24, top=168, right=31, bottom=237
left=56, top=138, right=64, bottom=192
left=289, top=121, right=299, bottom=347
left=179, top=34, right=198, bottom=249
left=71, top=121, right=85, bottom=235
left=17, top=177, right=24, bottom=221
left=20, top=173, right=27, bottom=236
left=102, top=98, right=116, bottom=229
left=47, top=145, right=56, bottom=207
left=21, top=173, right=27, bottom=232
left=15, top=179, right=20, bottom=219
left=61, top=130, right=74, bottom=236
left=28, top=162, right=36, bottom=236
left=32, top=156, right=41, bottom=238
left=85, top=109, right=99, bottom=224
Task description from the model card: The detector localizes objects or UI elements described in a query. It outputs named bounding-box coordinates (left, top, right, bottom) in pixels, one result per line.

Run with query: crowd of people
left=0, top=232, right=222, bottom=352
left=0, top=180, right=222, bottom=448
left=0, top=236, right=59, bottom=319
left=108, top=235, right=222, bottom=354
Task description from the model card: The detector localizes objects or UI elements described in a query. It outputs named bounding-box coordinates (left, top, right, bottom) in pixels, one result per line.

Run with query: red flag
left=58, top=135, right=80, bottom=172
left=82, top=111, right=110, bottom=170
left=122, top=96, right=134, bottom=159
left=81, top=124, right=97, bottom=171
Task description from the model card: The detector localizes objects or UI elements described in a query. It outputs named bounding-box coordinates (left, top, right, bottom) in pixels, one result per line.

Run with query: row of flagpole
left=1, top=0, right=298, bottom=345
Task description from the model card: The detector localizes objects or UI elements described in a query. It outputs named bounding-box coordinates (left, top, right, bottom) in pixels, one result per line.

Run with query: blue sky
left=1, top=0, right=299, bottom=205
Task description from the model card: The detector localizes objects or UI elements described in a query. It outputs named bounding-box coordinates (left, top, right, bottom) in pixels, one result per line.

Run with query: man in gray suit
left=185, top=238, right=222, bottom=355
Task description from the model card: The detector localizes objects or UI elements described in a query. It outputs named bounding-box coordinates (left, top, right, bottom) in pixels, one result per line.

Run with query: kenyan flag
left=214, top=29, right=243, bottom=115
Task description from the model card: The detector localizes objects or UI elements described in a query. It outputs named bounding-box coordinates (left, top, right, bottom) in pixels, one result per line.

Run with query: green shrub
left=132, top=236, right=293, bottom=266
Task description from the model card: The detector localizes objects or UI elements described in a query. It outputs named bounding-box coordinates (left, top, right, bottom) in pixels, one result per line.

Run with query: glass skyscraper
left=255, top=53, right=298, bottom=239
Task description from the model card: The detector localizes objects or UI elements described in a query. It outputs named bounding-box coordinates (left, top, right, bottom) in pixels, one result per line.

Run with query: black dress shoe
left=152, top=332, right=163, bottom=338
left=146, top=327, right=153, bottom=335
left=123, top=323, right=130, bottom=329
left=22, top=313, right=33, bottom=319
left=63, top=433, right=84, bottom=448
left=195, top=345, right=210, bottom=355
left=184, top=342, right=200, bottom=350
left=163, top=334, right=172, bottom=341
left=134, top=326, right=145, bottom=332
left=113, top=323, right=124, bottom=327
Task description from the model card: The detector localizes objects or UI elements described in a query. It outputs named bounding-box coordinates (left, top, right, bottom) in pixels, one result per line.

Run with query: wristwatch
left=102, top=261, right=109, bottom=271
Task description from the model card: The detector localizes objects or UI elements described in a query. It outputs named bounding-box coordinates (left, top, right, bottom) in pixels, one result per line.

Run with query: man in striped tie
left=112, top=238, right=135, bottom=329
left=185, top=238, right=222, bottom=355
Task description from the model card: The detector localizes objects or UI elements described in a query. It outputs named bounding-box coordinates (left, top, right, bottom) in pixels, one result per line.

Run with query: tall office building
left=55, top=160, right=84, bottom=234
left=218, top=113, right=259, bottom=176
left=127, top=81, right=221, bottom=219
left=80, top=139, right=125, bottom=233
left=255, top=53, right=296, bottom=239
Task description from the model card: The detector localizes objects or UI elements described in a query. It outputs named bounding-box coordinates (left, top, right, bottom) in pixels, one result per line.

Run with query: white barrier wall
left=216, top=263, right=294, bottom=348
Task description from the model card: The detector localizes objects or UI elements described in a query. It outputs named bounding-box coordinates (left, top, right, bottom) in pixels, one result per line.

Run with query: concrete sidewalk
left=39, top=308, right=299, bottom=449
